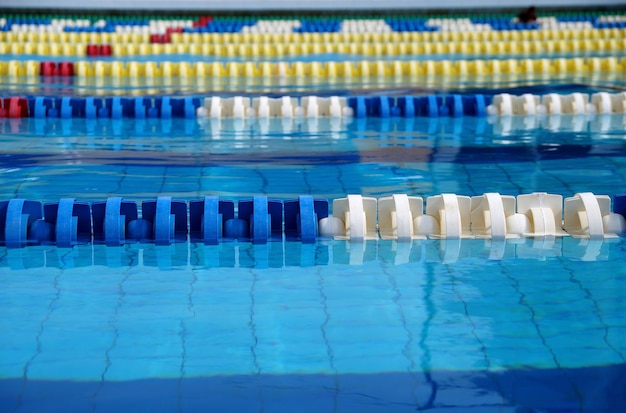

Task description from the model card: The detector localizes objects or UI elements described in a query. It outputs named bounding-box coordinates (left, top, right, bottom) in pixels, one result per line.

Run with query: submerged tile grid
left=1, top=108, right=626, bottom=411
left=2, top=116, right=626, bottom=201
left=2, top=244, right=626, bottom=411
left=8, top=156, right=626, bottom=201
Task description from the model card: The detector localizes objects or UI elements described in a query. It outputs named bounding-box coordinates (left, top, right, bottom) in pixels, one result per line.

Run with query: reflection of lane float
left=1, top=235, right=621, bottom=269
left=19, top=114, right=626, bottom=137
left=3, top=192, right=624, bottom=247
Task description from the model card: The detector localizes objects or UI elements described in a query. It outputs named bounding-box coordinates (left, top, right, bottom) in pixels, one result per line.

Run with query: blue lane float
left=236, top=196, right=283, bottom=244
left=42, top=198, right=92, bottom=247
left=189, top=196, right=235, bottom=245
left=284, top=196, right=329, bottom=244
left=15, top=96, right=204, bottom=120
left=141, top=196, right=188, bottom=245
left=1, top=193, right=625, bottom=248
left=12, top=93, right=626, bottom=119
left=92, top=197, right=139, bottom=246
left=0, top=199, right=44, bottom=248
left=9, top=95, right=496, bottom=119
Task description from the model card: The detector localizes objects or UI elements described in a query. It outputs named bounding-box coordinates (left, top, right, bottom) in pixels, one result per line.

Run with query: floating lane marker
left=1, top=57, right=624, bottom=79
left=4, top=93, right=626, bottom=119
left=0, top=193, right=625, bottom=247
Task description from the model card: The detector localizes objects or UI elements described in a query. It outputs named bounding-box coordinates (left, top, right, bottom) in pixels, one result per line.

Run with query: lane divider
left=0, top=97, right=29, bottom=118
left=3, top=92, right=626, bottom=119
left=3, top=13, right=626, bottom=35
left=1, top=57, right=623, bottom=78
left=2, top=37, right=626, bottom=57
left=2, top=27, right=625, bottom=45
left=6, top=96, right=199, bottom=119
left=488, top=92, right=626, bottom=115
left=0, top=94, right=488, bottom=119
left=1, top=193, right=624, bottom=248
left=85, top=44, right=112, bottom=57
left=198, top=96, right=353, bottom=118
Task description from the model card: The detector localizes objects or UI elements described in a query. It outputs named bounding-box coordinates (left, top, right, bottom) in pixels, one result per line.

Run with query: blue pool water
left=1, top=239, right=625, bottom=412
left=1, top=69, right=626, bottom=411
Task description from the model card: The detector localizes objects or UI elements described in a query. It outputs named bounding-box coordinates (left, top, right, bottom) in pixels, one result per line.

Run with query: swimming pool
left=1, top=9, right=626, bottom=413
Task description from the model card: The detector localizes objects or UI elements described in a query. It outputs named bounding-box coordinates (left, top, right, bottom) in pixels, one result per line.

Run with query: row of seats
left=2, top=27, right=623, bottom=44
left=1, top=193, right=625, bottom=248
left=1, top=57, right=621, bottom=78
left=3, top=38, right=625, bottom=58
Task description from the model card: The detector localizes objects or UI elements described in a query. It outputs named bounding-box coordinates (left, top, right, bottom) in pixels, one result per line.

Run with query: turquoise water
left=1, top=58, right=626, bottom=410
left=1, top=111, right=626, bottom=411
left=1, top=71, right=625, bottom=97
left=1, top=239, right=625, bottom=412
left=1, top=115, right=625, bottom=200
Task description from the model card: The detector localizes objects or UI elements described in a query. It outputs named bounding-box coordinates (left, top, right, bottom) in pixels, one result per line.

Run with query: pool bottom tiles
left=1, top=240, right=626, bottom=412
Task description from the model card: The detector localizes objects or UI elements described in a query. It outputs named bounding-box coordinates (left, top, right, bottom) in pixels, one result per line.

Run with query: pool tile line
left=12, top=262, right=66, bottom=413
left=443, top=263, right=505, bottom=406
left=301, top=168, right=313, bottom=196
left=187, top=267, right=198, bottom=319
left=88, top=264, right=134, bottom=412
left=177, top=319, right=188, bottom=413
left=254, top=168, right=269, bottom=196
left=418, top=264, right=438, bottom=410
left=497, top=261, right=584, bottom=410
left=194, top=167, right=204, bottom=199
left=600, top=155, right=626, bottom=189
left=157, top=166, right=168, bottom=195
left=317, top=266, right=340, bottom=412
left=494, top=162, right=524, bottom=194
left=559, top=257, right=626, bottom=364
left=247, top=266, right=265, bottom=412
left=378, top=259, right=422, bottom=408
left=537, top=163, right=576, bottom=195
left=107, top=165, right=127, bottom=197
left=175, top=267, right=198, bottom=413
left=459, top=163, right=478, bottom=195
left=336, top=166, right=348, bottom=197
